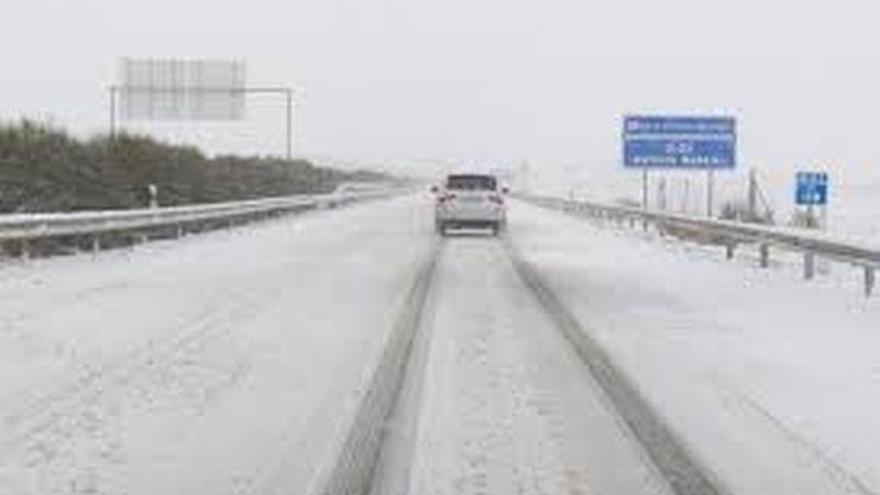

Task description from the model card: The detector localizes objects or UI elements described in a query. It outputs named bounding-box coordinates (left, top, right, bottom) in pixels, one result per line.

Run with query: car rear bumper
left=435, top=209, right=505, bottom=222
left=439, top=219, right=501, bottom=229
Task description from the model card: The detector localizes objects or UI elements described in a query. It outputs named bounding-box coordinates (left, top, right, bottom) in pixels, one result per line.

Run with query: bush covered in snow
left=0, top=120, right=388, bottom=213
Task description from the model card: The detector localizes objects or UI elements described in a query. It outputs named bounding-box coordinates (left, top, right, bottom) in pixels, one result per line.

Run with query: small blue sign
left=795, top=171, right=829, bottom=205
left=623, top=116, right=736, bottom=169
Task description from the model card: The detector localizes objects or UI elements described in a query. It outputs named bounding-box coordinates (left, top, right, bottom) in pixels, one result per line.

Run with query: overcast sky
left=1, top=0, right=878, bottom=185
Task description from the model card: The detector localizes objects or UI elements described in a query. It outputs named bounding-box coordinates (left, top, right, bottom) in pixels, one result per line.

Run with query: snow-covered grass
left=508, top=200, right=880, bottom=494
left=0, top=196, right=434, bottom=495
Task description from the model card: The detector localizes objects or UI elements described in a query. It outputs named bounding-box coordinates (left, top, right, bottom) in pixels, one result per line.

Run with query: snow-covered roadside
left=0, top=195, right=434, bottom=495
left=508, top=200, right=880, bottom=494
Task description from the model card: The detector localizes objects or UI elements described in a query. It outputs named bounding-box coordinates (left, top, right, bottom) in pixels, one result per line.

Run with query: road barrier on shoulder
left=0, top=188, right=403, bottom=257
left=517, top=193, right=880, bottom=297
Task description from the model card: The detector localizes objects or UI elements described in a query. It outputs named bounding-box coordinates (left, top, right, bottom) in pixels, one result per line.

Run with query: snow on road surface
left=373, top=237, right=672, bottom=495
left=0, top=196, right=433, bottom=495
left=508, top=200, right=880, bottom=495
left=2, top=192, right=877, bottom=495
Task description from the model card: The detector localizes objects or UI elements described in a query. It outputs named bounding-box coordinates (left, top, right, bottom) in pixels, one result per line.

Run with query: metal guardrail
left=517, top=193, right=879, bottom=297
left=0, top=189, right=401, bottom=254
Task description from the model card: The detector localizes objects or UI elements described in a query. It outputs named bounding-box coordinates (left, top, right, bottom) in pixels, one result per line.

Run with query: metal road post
left=148, top=184, right=158, bottom=209
left=804, top=251, right=816, bottom=280
left=759, top=243, right=769, bottom=268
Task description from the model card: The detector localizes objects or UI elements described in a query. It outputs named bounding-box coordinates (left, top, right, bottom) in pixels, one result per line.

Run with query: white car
left=433, top=174, right=507, bottom=236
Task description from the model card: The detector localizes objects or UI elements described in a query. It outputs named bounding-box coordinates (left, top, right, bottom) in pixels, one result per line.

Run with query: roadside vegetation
left=0, top=120, right=388, bottom=213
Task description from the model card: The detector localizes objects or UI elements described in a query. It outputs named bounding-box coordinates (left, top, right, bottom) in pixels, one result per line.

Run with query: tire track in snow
left=381, top=238, right=663, bottom=495
left=505, top=239, right=729, bottom=495
left=452, top=243, right=596, bottom=495
left=716, top=384, right=878, bottom=495
left=303, top=239, right=441, bottom=495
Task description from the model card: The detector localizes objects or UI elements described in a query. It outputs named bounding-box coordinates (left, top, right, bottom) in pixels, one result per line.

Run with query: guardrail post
left=804, top=251, right=816, bottom=280
left=759, top=243, right=769, bottom=268
left=725, top=242, right=735, bottom=260
left=20, top=240, right=30, bottom=260
left=865, top=267, right=876, bottom=297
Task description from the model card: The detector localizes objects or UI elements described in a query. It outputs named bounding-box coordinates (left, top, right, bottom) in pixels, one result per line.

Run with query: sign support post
left=109, top=86, right=118, bottom=139
left=707, top=168, right=714, bottom=218
left=285, top=88, right=293, bottom=161
left=111, top=59, right=300, bottom=160
left=641, top=167, right=649, bottom=230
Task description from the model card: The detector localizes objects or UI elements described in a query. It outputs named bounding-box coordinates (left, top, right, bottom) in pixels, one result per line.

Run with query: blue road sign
left=795, top=171, right=829, bottom=205
left=623, top=116, right=736, bottom=169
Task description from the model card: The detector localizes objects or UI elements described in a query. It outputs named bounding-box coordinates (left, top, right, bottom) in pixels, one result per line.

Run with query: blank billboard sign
left=119, top=59, right=246, bottom=121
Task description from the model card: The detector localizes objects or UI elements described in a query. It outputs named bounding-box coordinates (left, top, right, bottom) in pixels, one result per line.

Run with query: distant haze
left=2, top=1, right=878, bottom=191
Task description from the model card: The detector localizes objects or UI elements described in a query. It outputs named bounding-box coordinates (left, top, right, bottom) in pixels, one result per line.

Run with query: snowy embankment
left=508, top=200, right=880, bottom=495
left=0, top=195, right=433, bottom=495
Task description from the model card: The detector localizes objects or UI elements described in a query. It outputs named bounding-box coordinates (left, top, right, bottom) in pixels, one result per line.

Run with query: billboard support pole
left=682, top=178, right=690, bottom=213
left=109, top=86, right=118, bottom=140
left=285, top=88, right=293, bottom=161
left=707, top=168, right=715, bottom=218
left=641, top=167, right=649, bottom=230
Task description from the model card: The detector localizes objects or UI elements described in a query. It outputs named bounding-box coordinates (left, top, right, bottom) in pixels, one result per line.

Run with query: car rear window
left=446, top=175, right=497, bottom=191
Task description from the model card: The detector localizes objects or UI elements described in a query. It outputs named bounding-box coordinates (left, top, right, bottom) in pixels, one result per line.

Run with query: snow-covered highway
left=371, top=238, right=678, bottom=495
left=0, top=194, right=877, bottom=495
